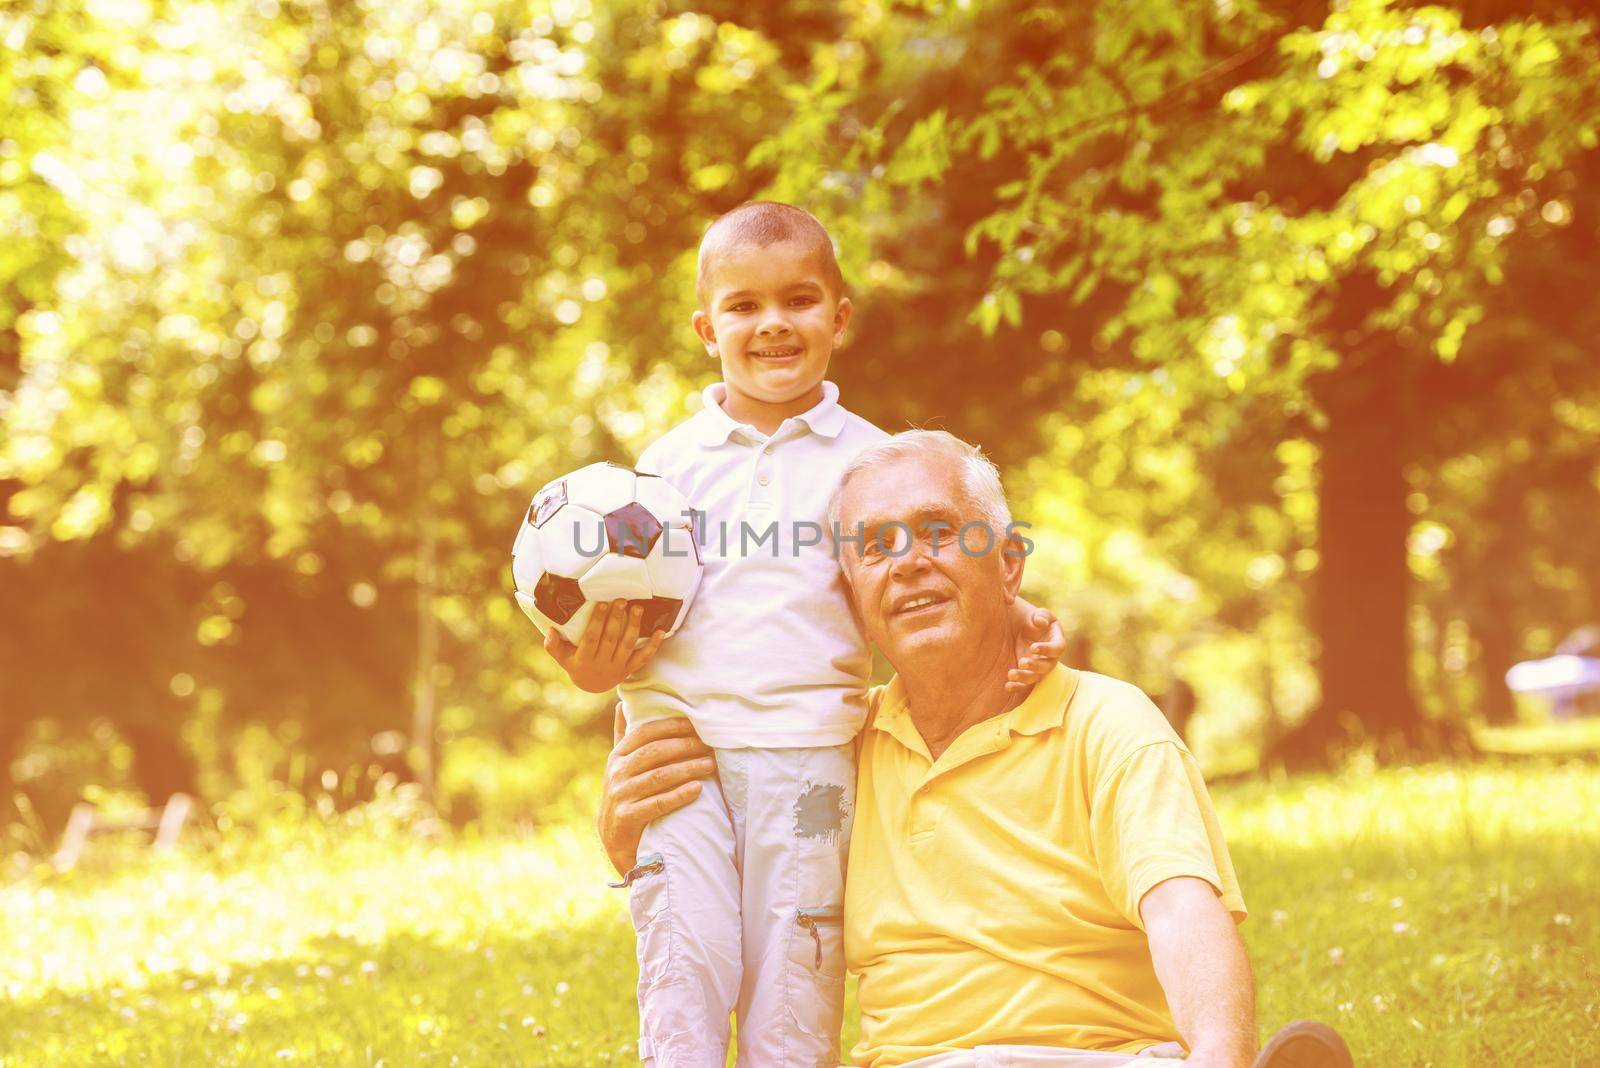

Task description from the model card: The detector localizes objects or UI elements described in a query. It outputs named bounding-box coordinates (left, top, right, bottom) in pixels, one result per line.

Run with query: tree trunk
left=1272, top=332, right=1433, bottom=766
left=1475, top=613, right=1520, bottom=726
left=412, top=440, right=439, bottom=808
left=0, top=717, right=21, bottom=821
left=1471, top=475, right=1524, bottom=726
left=123, top=724, right=199, bottom=806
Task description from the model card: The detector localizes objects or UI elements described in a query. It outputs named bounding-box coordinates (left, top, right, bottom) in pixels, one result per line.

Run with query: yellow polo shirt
left=845, top=665, right=1246, bottom=1067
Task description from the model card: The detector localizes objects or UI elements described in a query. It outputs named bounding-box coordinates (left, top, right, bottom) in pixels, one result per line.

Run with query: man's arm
left=596, top=709, right=715, bottom=876
left=1140, top=876, right=1257, bottom=1068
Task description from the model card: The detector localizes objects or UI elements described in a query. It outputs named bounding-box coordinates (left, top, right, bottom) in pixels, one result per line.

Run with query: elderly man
left=599, top=431, right=1353, bottom=1068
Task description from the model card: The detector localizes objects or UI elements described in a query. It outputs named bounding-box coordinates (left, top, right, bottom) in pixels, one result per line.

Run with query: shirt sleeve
left=1088, top=740, right=1247, bottom=930
left=635, top=439, right=664, bottom=476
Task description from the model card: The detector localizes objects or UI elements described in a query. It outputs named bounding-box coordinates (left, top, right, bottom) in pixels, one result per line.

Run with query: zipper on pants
left=608, top=852, right=665, bottom=889
left=796, top=908, right=843, bottom=969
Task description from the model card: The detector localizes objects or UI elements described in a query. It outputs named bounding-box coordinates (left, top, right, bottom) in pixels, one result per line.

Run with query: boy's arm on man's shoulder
left=1007, top=596, right=1065, bottom=693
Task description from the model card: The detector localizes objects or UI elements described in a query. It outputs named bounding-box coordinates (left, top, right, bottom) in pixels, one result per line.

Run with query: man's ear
left=691, top=309, right=718, bottom=356
left=999, top=531, right=1027, bottom=604
left=833, top=533, right=872, bottom=632
left=832, top=296, right=853, bottom=346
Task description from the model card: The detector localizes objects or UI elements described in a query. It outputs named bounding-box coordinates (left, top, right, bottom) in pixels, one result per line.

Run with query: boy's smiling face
left=692, top=239, right=851, bottom=432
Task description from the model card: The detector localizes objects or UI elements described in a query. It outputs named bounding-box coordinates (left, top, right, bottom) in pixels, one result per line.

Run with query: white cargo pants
left=617, top=744, right=855, bottom=1067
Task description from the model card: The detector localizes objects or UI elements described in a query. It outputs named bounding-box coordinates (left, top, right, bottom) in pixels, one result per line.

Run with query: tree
left=1, top=0, right=848, bottom=807
left=6, top=0, right=1597, bottom=804
left=755, top=0, right=1600, bottom=761
left=1, top=0, right=164, bottom=811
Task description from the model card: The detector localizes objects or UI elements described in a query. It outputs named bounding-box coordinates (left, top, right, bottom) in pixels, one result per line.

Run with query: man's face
left=692, top=240, right=850, bottom=412
left=838, top=455, right=1023, bottom=668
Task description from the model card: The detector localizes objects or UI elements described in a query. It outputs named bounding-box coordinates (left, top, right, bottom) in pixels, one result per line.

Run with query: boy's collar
left=695, top=381, right=847, bottom=446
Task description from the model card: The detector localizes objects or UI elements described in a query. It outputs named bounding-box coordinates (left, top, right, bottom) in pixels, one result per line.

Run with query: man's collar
left=1008, top=662, right=1078, bottom=736
left=693, top=381, right=847, bottom=447
left=870, top=662, right=1079, bottom=757
left=868, top=675, right=925, bottom=756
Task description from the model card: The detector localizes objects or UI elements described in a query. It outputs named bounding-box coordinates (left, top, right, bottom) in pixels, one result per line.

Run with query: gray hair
left=826, top=429, right=1012, bottom=535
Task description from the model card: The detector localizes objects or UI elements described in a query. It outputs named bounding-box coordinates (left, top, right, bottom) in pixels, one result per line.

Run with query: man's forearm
left=1141, top=877, right=1256, bottom=1066
left=597, top=716, right=715, bottom=878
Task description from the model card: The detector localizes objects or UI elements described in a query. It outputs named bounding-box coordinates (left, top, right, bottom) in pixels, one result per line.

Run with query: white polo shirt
left=620, top=381, right=889, bottom=749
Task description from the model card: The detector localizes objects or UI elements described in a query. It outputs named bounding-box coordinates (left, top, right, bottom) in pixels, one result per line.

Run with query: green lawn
left=2, top=760, right=1597, bottom=1066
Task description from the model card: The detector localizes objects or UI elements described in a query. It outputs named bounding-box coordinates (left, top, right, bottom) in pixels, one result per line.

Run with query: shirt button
left=758, top=475, right=770, bottom=486
left=763, top=445, right=774, bottom=455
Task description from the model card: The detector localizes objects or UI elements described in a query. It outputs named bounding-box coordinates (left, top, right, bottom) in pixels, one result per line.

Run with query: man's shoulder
left=1062, top=671, right=1186, bottom=768
left=858, top=678, right=900, bottom=737
left=1071, top=670, right=1157, bottom=707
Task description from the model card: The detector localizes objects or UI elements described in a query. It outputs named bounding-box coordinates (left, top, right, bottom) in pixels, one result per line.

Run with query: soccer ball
left=511, top=461, right=703, bottom=647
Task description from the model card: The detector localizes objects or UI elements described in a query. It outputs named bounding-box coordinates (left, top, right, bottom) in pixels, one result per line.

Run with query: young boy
left=543, top=202, right=1059, bottom=1066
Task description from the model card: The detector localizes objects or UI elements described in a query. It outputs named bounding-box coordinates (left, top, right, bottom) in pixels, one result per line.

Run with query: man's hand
left=597, top=708, right=715, bottom=877
left=1141, top=876, right=1257, bottom=1068
left=1007, top=596, right=1066, bottom=694
left=545, top=600, right=666, bottom=694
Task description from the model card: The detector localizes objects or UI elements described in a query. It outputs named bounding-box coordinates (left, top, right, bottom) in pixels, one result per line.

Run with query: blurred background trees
left=3, top=0, right=1597, bottom=826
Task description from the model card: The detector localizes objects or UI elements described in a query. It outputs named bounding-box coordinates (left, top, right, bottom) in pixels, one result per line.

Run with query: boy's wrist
left=575, top=669, right=623, bottom=693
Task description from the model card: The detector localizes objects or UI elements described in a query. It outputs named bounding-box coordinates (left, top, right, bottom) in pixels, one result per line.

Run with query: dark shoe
left=1253, top=1020, right=1354, bottom=1068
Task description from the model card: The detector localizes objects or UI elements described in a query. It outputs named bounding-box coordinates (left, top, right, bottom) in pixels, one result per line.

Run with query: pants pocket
left=626, top=852, right=674, bottom=988
left=785, top=904, right=846, bottom=1055
left=794, top=907, right=845, bottom=981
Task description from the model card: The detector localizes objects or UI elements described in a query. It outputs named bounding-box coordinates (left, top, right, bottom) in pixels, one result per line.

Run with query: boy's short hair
left=696, top=201, right=845, bottom=308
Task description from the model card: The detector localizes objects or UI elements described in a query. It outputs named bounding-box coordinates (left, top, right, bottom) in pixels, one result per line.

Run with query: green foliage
left=437, top=733, right=609, bottom=830
left=2, top=0, right=836, bottom=791
left=750, top=0, right=1600, bottom=750
left=4, top=0, right=1600, bottom=794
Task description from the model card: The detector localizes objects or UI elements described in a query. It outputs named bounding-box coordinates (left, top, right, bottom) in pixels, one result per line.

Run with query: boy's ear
left=832, top=296, right=853, bottom=345
left=691, top=309, right=718, bottom=356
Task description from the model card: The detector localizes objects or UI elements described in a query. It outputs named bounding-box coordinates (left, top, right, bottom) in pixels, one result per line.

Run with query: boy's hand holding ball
left=544, top=599, right=667, bottom=694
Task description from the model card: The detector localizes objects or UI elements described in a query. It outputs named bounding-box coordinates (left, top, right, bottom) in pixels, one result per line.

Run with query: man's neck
left=720, top=384, right=824, bottom=436
left=899, top=625, right=1022, bottom=761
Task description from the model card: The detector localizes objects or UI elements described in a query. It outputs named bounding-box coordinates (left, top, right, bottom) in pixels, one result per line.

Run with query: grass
left=1474, top=715, right=1600, bottom=756
left=2, top=759, right=1597, bottom=1066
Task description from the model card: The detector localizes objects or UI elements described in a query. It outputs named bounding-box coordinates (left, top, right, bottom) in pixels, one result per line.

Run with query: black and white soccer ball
left=511, top=461, right=703, bottom=646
